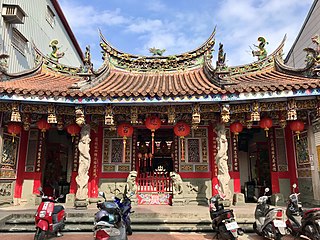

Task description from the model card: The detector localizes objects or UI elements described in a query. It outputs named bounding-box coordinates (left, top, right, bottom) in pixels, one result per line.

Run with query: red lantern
left=7, top=122, right=22, bottom=142
left=145, top=116, right=161, bottom=131
left=290, top=120, right=304, bottom=140
left=230, top=122, right=243, bottom=136
left=66, top=123, right=81, bottom=142
left=37, top=118, right=51, bottom=136
left=117, top=123, right=134, bottom=163
left=174, top=121, right=190, bottom=138
left=117, top=123, right=134, bottom=139
left=145, top=116, right=161, bottom=154
left=259, top=117, right=273, bottom=137
left=174, top=121, right=190, bottom=161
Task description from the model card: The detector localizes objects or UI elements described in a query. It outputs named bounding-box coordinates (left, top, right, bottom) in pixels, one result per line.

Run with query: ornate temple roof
left=0, top=32, right=319, bottom=104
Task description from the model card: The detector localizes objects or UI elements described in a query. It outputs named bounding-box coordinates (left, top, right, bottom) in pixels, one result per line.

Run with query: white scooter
left=253, top=187, right=288, bottom=239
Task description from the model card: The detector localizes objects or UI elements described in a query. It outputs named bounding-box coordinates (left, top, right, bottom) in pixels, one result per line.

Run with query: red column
left=69, top=136, right=79, bottom=194
left=14, top=130, right=29, bottom=198
left=231, top=134, right=241, bottom=193
left=285, top=125, right=298, bottom=191
left=33, top=173, right=42, bottom=194
left=269, top=128, right=280, bottom=193
left=208, top=124, right=219, bottom=195
left=88, top=125, right=102, bottom=198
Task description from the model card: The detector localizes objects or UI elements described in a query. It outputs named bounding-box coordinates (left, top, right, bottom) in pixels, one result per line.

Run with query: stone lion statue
left=126, top=171, right=138, bottom=195
left=170, top=171, right=183, bottom=195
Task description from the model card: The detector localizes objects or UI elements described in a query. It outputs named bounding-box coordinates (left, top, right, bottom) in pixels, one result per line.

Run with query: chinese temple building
left=1, top=29, right=320, bottom=206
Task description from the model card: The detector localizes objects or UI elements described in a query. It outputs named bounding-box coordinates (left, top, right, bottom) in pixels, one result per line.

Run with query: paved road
left=0, top=232, right=304, bottom=240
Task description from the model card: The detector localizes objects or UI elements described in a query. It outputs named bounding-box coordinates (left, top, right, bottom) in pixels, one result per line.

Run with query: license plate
left=225, top=221, right=239, bottom=230
left=273, top=220, right=286, bottom=228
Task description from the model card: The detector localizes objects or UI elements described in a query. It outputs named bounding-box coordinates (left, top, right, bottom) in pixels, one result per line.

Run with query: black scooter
left=114, top=192, right=134, bottom=235
left=209, top=186, right=242, bottom=240
left=286, top=183, right=320, bottom=240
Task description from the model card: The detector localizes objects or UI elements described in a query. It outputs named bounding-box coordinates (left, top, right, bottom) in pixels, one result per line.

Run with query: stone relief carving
left=216, top=124, right=232, bottom=200
left=75, top=124, right=91, bottom=201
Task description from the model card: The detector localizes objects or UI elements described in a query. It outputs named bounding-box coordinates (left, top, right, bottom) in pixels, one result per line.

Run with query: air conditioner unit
left=2, top=4, right=26, bottom=24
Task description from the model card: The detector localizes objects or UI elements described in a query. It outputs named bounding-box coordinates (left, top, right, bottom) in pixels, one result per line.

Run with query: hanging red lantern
left=66, top=123, right=81, bottom=142
left=145, top=116, right=161, bottom=154
left=230, top=122, right=243, bottom=135
left=259, top=117, right=273, bottom=137
left=7, top=122, right=22, bottom=142
left=174, top=121, right=190, bottom=137
left=174, top=121, right=190, bottom=161
left=37, top=118, right=51, bottom=136
left=117, top=123, right=134, bottom=163
left=290, top=120, right=304, bottom=140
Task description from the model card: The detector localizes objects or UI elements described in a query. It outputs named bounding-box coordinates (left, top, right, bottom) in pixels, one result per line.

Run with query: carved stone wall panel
left=180, top=164, right=193, bottom=171
left=103, top=165, right=115, bottom=172
left=0, top=180, right=14, bottom=203
left=195, top=165, right=208, bottom=171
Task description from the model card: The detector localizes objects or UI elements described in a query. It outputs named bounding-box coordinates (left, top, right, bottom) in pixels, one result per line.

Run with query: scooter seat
left=304, top=208, right=320, bottom=215
left=53, top=205, right=64, bottom=214
left=211, top=209, right=233, bottom=218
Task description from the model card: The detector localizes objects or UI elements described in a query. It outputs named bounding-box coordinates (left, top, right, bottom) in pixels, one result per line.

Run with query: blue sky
left=59, top=0, right=314, bottom=69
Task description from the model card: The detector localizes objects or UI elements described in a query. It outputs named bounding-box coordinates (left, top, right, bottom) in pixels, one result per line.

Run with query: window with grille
left=12, top=28, right=27, bottom=54
left=46, top=6, right=55, bottom=27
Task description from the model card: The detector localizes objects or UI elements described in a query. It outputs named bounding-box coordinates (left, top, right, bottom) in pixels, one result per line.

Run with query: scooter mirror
left=293, top=183, right=297, bottom=189
left=98, top=191, right=106, bottom=199
left=265, top=187, right=270, bottom=193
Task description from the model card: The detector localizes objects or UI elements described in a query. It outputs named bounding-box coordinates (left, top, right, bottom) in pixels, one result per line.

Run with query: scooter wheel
left=34, top=228, right=46, bottom=240
left=127, top=225, right=132, bottom=235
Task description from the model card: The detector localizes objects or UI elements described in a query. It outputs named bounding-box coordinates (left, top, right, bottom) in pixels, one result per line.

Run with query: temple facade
left=0, top=27, right=320, bottom=207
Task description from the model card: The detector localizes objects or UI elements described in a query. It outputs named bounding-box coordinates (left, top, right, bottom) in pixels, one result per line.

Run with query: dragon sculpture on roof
left=252, top=36, right=269, bottom=61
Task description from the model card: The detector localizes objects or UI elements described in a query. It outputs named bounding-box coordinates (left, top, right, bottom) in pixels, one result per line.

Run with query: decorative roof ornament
left=149, top=47, right=166, bottom=56
left=251, top=36, right=268, bottom=61
left=304, top=34, right=320, bottom=77
left=48, top=39, right=66, bottom=62
left=82, top=45, right=93, bottom=74
left=192, top=103, right=201, bottom=129
left=216, top=43, right=227, bottom=71
left=130, top=107, right=138, bottom=124
left=75, top=106, right=85, bottom=126
left=105, top=105, right=114, bottom=126
left=220, top=104, right=230, bottom=123
left=250, top=101, right=260, bottom=122
left=167, top=106, right=176, bottom=124
left=0, top=53, right=9, bottom=72
left=287, top=99, right=297, bottom=121
left=11, top=103, right=21, bottom=122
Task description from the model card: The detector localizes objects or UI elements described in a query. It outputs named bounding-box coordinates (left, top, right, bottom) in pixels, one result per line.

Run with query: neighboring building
left=285, top=0, right=320, bottom=68
left=0, top=25, right=320, bottom=207
left=0, top=0, right=83, bottom=73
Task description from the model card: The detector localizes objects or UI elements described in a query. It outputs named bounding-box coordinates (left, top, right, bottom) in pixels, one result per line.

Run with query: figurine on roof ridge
left=49, top=39, right=66, bottom=62
left=304, top=34, right=320, bottom=76
left=252, top=36, right=268, bottom=61
left=149, top=47, right=166, bottom=56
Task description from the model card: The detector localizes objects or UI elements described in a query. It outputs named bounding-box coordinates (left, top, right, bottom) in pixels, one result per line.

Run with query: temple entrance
left=42, top=129, right=72, bottom=202
left=237, top=128, right=272, bottom=202
left=136, top=128, right=174, bottom=205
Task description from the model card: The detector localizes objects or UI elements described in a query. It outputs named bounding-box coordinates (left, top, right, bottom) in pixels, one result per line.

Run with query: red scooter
left=34, top=187, right=66, bottom=240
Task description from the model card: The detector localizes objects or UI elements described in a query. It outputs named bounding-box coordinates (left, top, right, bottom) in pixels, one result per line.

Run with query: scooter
left=209, top=186, right=242, bottom=240
left=253, top=187, right=287, bottom=240
left=94, top=191, right=127, bottom=240
left=286, top=183, right=320, bottom=240
left=34, top=187, right=66, bottom=240
left=114, top=192, right=134, bottom=235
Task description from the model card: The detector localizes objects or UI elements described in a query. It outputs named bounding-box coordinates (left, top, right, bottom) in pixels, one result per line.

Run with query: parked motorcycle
left=253, top=187, right=287, bottom=239
left=114, top=192, right=134, bottom=235
left=94, top=191, right=127, bottom=240
left=34, top=187, right=66, bottom=240
left=286, top=183, right=320, bottom=239
left=209, top=186, right=242, bottom=240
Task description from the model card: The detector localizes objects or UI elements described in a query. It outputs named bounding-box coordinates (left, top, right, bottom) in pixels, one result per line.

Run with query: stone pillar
left=75, top=124, right=91, bottom=209
left=216, top=124, right=232, bottom=202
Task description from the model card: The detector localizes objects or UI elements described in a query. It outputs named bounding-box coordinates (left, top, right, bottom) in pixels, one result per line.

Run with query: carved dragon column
left=215, top=124, right=232, bottom=202
left=74, top=106, right=91, bottom=209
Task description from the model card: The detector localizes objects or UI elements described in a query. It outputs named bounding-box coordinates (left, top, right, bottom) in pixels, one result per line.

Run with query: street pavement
left=0, top=232, right=306, bottom=240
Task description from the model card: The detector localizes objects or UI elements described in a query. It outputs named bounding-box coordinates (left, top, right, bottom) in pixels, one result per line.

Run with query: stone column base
left=74, top=199, right=88, bottom=209
left=233, top=193, right=245, bottom=205
left=172, top=198, right=185, bottom=206
left=66, top=194, right=75, bottom=206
